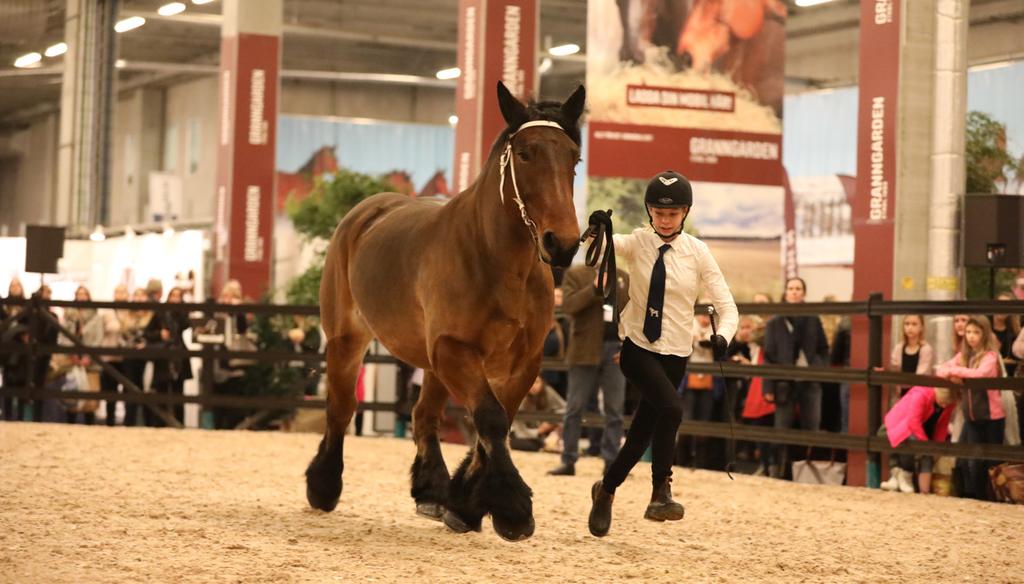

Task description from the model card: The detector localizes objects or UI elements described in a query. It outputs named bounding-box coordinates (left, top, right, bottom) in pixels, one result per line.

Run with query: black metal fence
left=1, top=295, right=1022, bottom=463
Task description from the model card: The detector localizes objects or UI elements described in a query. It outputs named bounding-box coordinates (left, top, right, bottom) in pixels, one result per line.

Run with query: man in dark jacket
left=762, top=278, right=830, bottom=478
left=548, top=265, right=630, bottom=476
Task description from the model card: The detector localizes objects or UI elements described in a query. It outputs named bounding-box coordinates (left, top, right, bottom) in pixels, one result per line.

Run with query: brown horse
left=305, top=82, right=586, bottom=541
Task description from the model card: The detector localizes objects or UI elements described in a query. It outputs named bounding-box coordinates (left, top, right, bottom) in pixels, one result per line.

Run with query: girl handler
left=587, top=170, right=738, bottom=537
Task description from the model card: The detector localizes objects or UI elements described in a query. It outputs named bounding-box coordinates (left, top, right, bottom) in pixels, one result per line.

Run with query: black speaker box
left=963, top=194, right=1024, bottom=267
left=25, top=225, right=66, bottom=274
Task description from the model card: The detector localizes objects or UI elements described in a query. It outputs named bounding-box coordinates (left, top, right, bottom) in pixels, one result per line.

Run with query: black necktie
left=644, top=244, right=671, bottom=343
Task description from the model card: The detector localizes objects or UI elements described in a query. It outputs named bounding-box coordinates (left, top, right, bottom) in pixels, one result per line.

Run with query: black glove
left=710, top=334, right=728, bottom=361
left=588, top=209, right=612, bottom=226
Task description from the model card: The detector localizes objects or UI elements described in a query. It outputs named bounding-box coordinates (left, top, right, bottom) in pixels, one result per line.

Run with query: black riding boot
left=588, top=481, right=614, bottom=537
left=644, top=478, right=685, bottom=521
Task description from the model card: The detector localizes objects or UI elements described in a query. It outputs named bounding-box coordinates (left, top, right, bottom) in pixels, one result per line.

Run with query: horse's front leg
left=433, top=337, right=536, bottom=541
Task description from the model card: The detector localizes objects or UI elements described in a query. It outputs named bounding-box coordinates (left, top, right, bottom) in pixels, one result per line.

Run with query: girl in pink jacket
left=934, top=315, right=1004, bottom=500
left=881, top=386, right=957, bottom=494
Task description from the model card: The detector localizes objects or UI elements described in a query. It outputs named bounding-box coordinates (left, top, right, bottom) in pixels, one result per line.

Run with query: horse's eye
left=516, top=149, right=530, bottom=161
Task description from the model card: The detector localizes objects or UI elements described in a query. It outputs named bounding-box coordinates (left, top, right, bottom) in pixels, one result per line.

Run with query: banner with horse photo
left=586, top=0, right=785, bottom=184
left=585, top=0, right=788, bottom=299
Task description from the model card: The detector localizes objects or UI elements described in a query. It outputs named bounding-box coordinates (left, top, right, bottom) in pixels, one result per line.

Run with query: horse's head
left=494, top=81, right=585, bottom=267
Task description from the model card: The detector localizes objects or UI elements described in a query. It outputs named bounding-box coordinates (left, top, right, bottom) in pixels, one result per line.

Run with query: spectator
left=210, top=280, right=252, bottom=429
left=1013, top=274, right=1024, bottom=301
left=25, top=285, right=59, bottom=421
left=511, top=376, right=566, bottom=452
left=548, top=264, right=629, bottom=476
left=762, top=277, right=829, bottom=479
left=1013, top=327, right=1024, bottom=430
left=819, top=295, right=844, bottom=433
left=888, top=315, right=934, bottom=400
left=831, top=316, right=852, bottom=433
left=740, top=316, right=774, bottom=475
left=935, top=315, right=1003, bottom=500
left=1, top=277, right=25, bottom=322
left=676, top=312, right=715, bottom=468
left=61, top=285, right=104, bottom=424
left=750, top=292, right=772, bottom=322
left=541, top=286, right=568, bottom=398
left=725, top=314, right=756, bottom=464
left=991, top=292, right=1021, bottom=377
left=879, top=386, right=959, bottom=494
left=286, top=314, right=321, bottom=397
left=1, top=323, right=30, bottom=421
left=150, top=287, right=193, bottom=425
left=100, top=285, right=131, bottom=426
left=119, top=287, right=153, bottom=427
left=1, top=278, right=27, bottom=420
left=219, top=279, right=248, bottom=334
left=952, top=314, right=969, bottom=355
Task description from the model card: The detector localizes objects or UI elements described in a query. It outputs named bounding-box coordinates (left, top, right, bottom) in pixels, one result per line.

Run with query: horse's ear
left=497, top=81, right=528, bottom=128
left=561, top=84, right=586, bottom=124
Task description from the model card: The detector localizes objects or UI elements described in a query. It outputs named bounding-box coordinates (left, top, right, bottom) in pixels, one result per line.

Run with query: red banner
left=213, top=33, right=279, bottom=299
left=588, top=122, right=782, bottom=186
left=453, top=0, right=537, bottom=194
left=849, top=0, right=900, bottom=486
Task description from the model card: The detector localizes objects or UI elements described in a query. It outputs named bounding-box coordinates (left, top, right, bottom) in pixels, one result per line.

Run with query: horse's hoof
left=442, top=510, right=480, bottom=534
left=492, top=515, right=535, bottom=542
left=306, top=481, right=341, bottom=512
left=416, top=502, right=445, bottom=521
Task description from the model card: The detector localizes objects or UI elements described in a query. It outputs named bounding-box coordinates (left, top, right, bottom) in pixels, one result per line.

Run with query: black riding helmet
left=644, top=170, right=692, bottom=239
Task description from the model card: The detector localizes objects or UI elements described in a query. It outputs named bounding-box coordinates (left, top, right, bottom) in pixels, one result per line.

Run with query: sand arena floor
left=1, top=423, right=1022, bottom=583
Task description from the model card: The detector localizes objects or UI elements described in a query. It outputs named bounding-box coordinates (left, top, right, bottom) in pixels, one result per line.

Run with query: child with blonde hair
left=935, top=316, right=1004, bottom=500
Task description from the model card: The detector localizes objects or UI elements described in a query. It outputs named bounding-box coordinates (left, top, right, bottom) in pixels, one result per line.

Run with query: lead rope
left=580, top=211, right=617, bottom=324
left=708, top=305, right=735, bottom=480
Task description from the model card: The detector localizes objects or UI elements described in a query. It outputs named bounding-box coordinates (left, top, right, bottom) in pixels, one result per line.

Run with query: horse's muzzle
left=542, top=231, right=580, bottom=267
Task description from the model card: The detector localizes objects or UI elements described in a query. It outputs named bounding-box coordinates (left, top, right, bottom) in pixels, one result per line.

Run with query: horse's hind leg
left=305, top=332, right=371, bottom=511
left=410, top=371, right=451, bottom=520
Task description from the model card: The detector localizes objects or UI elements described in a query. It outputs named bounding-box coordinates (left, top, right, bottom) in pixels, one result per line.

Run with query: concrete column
left=848, top=0, right=968, bottom=486
left=212, top=0, right=282, bottom=298
left=56, top=0, right=118, bottom=229
left=926, top=0, right=969, bottom=360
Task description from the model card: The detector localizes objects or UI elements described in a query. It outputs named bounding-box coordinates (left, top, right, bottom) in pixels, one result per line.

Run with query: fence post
left=26, top=295, right=39, bottom=421
left=866, top=292, right=884, bottom=488
left=199, top=297, right=216, bottom=429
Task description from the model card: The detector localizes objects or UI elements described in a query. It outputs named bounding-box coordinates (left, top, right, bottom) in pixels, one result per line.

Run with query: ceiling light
left=114, top=16, right=146, bottom=33
left=548, top=43, right=580, bottom=57
left=435, top=67, right=461, bottom=80
left=90, top=226, right=106, bottom=242
left=448, top=114, right=458, bottom=126
left=14, top=52, right=42, bottom=68
left=191, top=0, right=215, bottom=4
left=795, top=0, right=835, bottom=6
left=158, top=2, right=186, bottom=16
left=115, top=59, right=126, bottom=68
left=44, top=42, right=68, bottom=58
left=538, top=57, right=553, bottom=74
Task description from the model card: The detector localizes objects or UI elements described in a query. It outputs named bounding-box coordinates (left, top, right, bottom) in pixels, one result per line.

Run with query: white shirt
left=613, top=227, right=738, bottom=357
